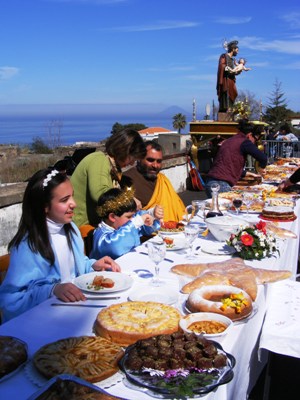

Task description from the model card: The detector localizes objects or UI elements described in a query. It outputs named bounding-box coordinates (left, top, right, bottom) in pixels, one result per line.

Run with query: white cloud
left=281, top=12, right=300, bottom=29
left=106, top=20, right=199, bottom=32
left=239, top=36, right=300, bottom=55
left=0, top=67, right=19, bottom=80
left=214, top=16, right=252, bottom=24
left=283, top=61, right=300, bottom=70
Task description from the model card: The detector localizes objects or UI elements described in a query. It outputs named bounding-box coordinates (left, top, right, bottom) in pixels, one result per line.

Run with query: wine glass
left=184, top=224, right=199, bottom=259
left=147, top=241, right=166, bottom=286
left=242, top=193, right=253, bottom=214
left=232, top=198, right=243, bottom=215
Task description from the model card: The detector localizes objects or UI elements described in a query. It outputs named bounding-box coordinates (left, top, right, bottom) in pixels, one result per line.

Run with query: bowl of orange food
left=180, top=312, right=233, bottom=338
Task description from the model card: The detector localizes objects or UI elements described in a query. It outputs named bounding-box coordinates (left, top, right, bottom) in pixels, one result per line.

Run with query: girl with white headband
left=0, top=168, right=120, bottom=322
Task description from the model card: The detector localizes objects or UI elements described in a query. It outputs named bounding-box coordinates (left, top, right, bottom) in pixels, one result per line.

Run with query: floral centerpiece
left=227, top=221, right=279, bottom=260
left=230, top=100, right=250, bottom=120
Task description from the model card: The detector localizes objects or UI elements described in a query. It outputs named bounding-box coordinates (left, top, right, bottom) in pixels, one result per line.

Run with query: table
left=0, top=206, right=299, bottom=400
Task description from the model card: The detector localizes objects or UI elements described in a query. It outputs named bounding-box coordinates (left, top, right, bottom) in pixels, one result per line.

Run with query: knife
left=51, top=303, right=107, bottom=308
left=85, top=296, right=121, bottom=300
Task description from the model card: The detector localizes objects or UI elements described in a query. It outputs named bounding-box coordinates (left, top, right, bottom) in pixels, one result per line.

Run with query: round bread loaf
left=186, top=285, right=253, bottom=321
left=94, top=301, right=181, bottom=346
left=262, top=206, right=295, bottom=221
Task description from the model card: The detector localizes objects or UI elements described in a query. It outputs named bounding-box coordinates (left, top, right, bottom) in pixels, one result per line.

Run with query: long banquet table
left=0, top=205, right=299, bottom=400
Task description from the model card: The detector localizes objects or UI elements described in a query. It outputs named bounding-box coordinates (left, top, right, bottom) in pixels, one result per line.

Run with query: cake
left=262, top=206, right=296, bottom=221
left=94, top=301, right=181, bottom=346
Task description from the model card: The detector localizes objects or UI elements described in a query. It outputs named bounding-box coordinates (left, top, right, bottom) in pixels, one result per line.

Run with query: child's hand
left=53, top=282, right=86, bottom=302
left=93, top=256, right=121, bottom=272
left=154, top=205, right=164, bottom=220
left=142, top=213, right=154, bottom=226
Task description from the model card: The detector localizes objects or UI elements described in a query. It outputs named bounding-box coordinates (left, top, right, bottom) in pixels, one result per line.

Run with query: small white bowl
left=180, top=312, right=233, bottom=338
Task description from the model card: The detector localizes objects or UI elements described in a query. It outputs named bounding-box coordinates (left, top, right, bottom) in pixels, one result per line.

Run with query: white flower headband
left=43, top=170, right=59, bottom=188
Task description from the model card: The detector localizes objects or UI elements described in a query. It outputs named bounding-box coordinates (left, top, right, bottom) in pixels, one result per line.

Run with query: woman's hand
left=134, top=197, right=142, bottom=210
left=92, top=256, right=121, bottom=272
left=53, top=282, right=86, bottom=302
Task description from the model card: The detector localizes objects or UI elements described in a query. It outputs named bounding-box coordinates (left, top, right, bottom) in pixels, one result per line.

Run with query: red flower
left=256, top=221, right=267, bottom=234
left=241, top=233, right=254, bottom=246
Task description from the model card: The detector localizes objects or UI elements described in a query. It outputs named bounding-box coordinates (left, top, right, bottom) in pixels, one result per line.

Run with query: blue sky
left=0, top=0, right=300, bottom=119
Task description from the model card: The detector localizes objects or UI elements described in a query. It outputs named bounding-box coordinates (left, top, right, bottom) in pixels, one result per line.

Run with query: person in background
left=90, top=188, right=161, bottom=260
left=71, top=128, right=146, bottom=227
left=0, top=169, right=120, bottom=322
left=278, top=168, right=300, bottom=191
left=121, top=140, right=185, bottom=222
left=216, top=40, right=239, bottom=113
left=274, top=124, right=298, bottom=142
left=205, top=119, right=268, bottom=197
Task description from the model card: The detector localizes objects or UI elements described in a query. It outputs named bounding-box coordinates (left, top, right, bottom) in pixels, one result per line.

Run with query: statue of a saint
left=216, top=40, right=239, bottom=113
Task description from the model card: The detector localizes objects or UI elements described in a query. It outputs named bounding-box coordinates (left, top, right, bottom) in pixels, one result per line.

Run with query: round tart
left=95, top=301, right=181, bottom=346
left=33, top=336, right=124, bottom=383
left=0, top=336, right=28, bottom=379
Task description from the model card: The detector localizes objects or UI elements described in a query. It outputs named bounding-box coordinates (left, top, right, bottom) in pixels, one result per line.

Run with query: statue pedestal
left=217, top=112, right=233, bottom=122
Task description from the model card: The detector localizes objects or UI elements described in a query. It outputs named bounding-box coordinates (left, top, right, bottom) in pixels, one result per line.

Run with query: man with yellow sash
left=122, top=141, right=185, bottom=222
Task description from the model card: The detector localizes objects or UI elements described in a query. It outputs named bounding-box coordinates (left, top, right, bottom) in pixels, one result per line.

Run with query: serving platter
left=74, top=271, right=133, bottom=293
left=119, top=341, right=235, bottom=398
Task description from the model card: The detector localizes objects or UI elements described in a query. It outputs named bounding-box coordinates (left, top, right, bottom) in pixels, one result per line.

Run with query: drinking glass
left=184, top=224, right=199, bottom=259
left=147, top=241, right=167, bottom=286
left=243, top=193, right=253, bottom=214
left=232, top=198, right=242, bottom=215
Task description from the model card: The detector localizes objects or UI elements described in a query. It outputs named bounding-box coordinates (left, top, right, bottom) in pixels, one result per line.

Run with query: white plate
left=158, top=229, right=185, bottom=237
left=164, top=236, right=188, bottom=251
left=128, top=285, right=178, bottom=305
left=74, top=271, right=133, bottom=293
left=201, top=242, right=235, bottom=255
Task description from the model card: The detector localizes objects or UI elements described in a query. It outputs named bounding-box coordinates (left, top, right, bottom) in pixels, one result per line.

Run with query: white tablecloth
left=0, top=207, right=299, bottom=400
left=259, top=279, right=300, bottom=359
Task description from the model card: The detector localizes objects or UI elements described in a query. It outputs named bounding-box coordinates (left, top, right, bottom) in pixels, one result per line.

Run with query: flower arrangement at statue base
left=226, top=221, right=279, bottom=261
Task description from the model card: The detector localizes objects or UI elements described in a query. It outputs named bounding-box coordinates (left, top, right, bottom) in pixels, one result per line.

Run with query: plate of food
left=162, top=236, right=188, bottom=251
left=159, top=221, right=185, bottom=236
left=119, top=332, right=235, bottom=397
left=74, top=271, right=133, bottom=293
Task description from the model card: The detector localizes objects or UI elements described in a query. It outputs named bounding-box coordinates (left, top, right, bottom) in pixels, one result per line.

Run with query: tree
left=30, top=137, right=52, bottom=154
left=111, top=122, right=147, bottom=135
left=172, top=113, right=187, bottom=133
left=263, top=79, right=291, bottom=130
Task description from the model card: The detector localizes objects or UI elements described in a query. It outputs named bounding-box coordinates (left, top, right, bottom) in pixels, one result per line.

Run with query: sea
left=0, top=109, right=191, bottom=146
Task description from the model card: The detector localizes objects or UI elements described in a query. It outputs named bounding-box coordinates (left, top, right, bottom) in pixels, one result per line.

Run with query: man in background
left=122, top=141, right=186, bottom=222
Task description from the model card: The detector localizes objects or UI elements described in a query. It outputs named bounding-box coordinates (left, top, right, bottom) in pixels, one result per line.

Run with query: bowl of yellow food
left=179, top=312, right=233, bottom=338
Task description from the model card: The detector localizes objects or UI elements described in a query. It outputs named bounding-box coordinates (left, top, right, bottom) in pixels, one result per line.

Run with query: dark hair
left=144, top=140, right=163, bottom=153
left=97, top=188, right=137, bottom=220
left=237, top=119, right=254, bottom=135
left=105, top=128, right=146, bottom=164
left=9, top=168, right=75, bottom=264
left=279, top=123, right=292, bottom=133
left=227, top=41, right=239, bottom=52
left=252, top=125, right=264, bottom=140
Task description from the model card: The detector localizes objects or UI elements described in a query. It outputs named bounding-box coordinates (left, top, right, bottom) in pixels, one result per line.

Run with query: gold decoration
left=231, top=101, right=250, bottom=120
left=96, top=188, right=135, bottom=219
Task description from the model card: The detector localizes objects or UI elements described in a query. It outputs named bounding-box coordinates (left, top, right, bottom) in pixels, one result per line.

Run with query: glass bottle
left=206, top=183, right=223, bottom=218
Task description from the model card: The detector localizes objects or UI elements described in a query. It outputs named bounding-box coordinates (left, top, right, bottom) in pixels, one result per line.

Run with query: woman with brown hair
left=71, top=128, right=146, bottom=227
